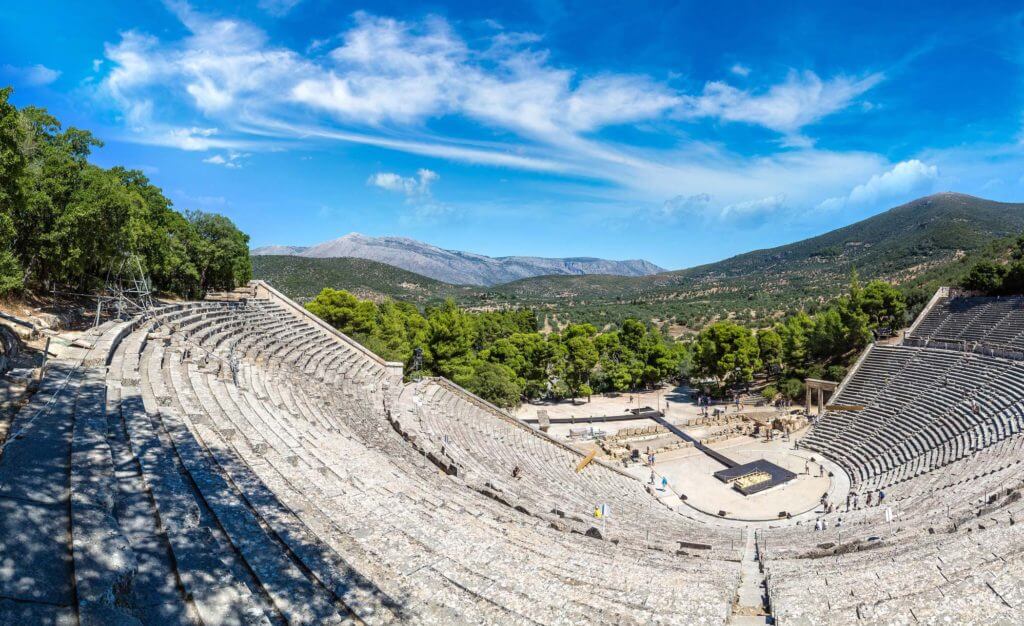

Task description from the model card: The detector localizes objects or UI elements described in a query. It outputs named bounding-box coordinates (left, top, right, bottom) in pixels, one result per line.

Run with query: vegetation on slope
left=251, top=255, right=472, bottom=303
left=304, top=273, right=905, bottom=408
left=692, top=273, right=906, bottom=402
left=305, top=287, right=687, bottom=407
left=0, top=87, right=251, bottom=298
left=257, top=192, right=1024, bottom=330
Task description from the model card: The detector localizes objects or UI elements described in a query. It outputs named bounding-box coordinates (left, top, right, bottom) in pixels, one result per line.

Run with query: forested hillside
left=256, top=192, right=1024, bottom=330
left=251, top=255, right=473, bottom=303
left=0, top=87, right=251, bottom=298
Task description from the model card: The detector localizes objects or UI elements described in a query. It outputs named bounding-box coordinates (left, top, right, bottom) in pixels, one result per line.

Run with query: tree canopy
left=0, top=87, right=250, bottom=297
left=304, top=288, right=689, bottom=408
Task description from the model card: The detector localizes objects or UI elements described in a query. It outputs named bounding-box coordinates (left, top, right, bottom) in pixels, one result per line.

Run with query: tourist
left=867, top=492, right=874, bottom=506
left=878, top=490, right=886, bottom=504
left=512, top=465, right=521, bottom=479
left=814, top=519, right=822, bottom=532
left=836, top=517, right=843, bottom=528
left=661, top=476, right=668, bottom=491
left=650, top=470, right=656, bottom=484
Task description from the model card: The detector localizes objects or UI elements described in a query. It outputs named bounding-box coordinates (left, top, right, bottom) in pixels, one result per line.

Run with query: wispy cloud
left=369, top=168, right=452, bottom=220
left=258, top=0, right=303, bottom=17
left=203, top=150, right=249, bottom=168
left=730, top=63, right=750, bottom=77
left=368, top=168, right=438, bottom=195
left=676, top=70, right=885, bottom=142
left=1, top=63, right=61, bottom=86
left=94, top=3, right=896, bottom=223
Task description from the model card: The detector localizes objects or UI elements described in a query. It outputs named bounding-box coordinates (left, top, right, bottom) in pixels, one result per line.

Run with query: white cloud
left=721, top=194, right=786, bottom=219
left=658, top=192, right=785, bottom=222
left=677, top=70, right=884, bottom=137
left=1, top=63, right=61, bottom=86
left=660, top=193, right=711, bottom=218
left=817, top=159, right=939, bottom=212
left=258, top=0, right=303, bottom=17
left=203, top=150, right=249, bottom=168
left=93, top=4, right=895, bottom=224
left=730, top=63, right=750, bottom=77
left=368, top=168, right=438, bottom=195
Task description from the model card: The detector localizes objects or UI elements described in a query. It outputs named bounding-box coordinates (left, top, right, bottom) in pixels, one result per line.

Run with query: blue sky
left=3, top=1, right=1024, bottom=270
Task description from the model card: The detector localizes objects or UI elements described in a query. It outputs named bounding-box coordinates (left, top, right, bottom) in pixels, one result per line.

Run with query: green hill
left=254, top=193, right=1024, bottom=327
left=251, top=255, right=474, bottom=303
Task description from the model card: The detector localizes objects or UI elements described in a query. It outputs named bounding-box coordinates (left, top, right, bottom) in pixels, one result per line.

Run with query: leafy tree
left=780, top=377, right=804, bottom=401
left=808, top=308, right=847, bottom=360
left=465, top=361, right=523, bottom=408
left=558, top=324, right=599, bottom=399
left=306, top=288, right=378, bottom=337
left=999, top=261, right=1024, bottom=295
left=825, top=365, right=847, bottom=382
left=187, top=210, right=252, bottom=292
left=0, top=88, right=251, bottom=297
left=961, top=261, right=1006, bottom=294
left=694, top=321, right=761, bottom=387
left=427, top=299, right=476, bottom=374
left=860, top=280, right=906, bottom=327
left=0, top=87, right=25, bottom=292
left=779, top=312, right=813, bottom=367
left=757, top=329, right=783, bottom=370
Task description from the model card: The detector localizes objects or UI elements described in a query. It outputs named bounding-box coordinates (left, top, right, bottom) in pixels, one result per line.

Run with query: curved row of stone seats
left=764, top=521, right=1024, bottom=624
left=908, top=294, right=1024, bottom=353
left=393, top=378, right=743, bottom=559
left=762, top=429, right=1024, bottom=623
left=800, top=344, right=1024, bottom=484
left=763, top=432, right=1024, bottom=559
left=126, top=300, right=740, bottom=623
left=0, top=317, right=220, bottom=624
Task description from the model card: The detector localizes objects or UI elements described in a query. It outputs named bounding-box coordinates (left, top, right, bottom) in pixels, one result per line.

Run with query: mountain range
left=251, top=233, right=664, bottom=286
left=253, top=193, right=1024, bottom=327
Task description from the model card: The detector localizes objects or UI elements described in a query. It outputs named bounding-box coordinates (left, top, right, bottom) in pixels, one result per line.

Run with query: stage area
left=630, top=436, right=842, bottom=523
left=714, top=459, right=797, bottom=495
